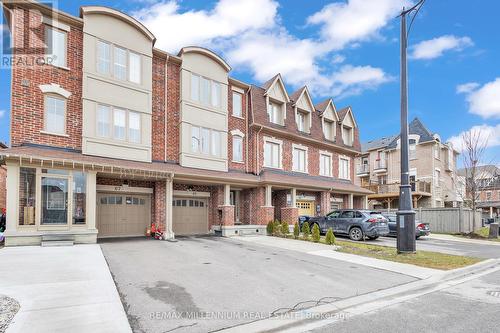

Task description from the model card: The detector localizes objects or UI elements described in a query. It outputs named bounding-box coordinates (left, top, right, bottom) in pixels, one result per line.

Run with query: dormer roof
left=315, top=98, right=339, bottom=121
left=262, top=74, right=290, bottom=103
left=338, top=106, right=357, bottom=127
left=290, top=86, right=315, bottom=113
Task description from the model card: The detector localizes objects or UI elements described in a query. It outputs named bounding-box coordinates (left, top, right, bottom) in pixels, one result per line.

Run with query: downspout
left=256, top=126, right=263, bottom=175
left=164, top=55, right=169, bottom=162
left=245, top=88, right=249, bottom=173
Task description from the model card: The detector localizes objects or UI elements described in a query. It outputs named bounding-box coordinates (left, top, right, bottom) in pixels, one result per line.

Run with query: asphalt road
left=100, top=236, right=417, bottom=333
left=339, top=235, right=500, bottom=259
left=312, top=267, right=500, bottom=333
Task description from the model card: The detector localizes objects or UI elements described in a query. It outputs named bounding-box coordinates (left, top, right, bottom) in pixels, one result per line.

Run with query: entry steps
left=41, top=234, right=75, bottom=247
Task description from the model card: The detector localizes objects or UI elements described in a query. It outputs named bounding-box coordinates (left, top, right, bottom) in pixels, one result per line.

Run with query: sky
left=0, top=0, right=498, bottom=165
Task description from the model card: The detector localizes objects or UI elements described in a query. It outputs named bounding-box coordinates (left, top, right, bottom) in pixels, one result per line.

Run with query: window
left=434, top=169, right=441, bottom=186
left=72, top=172, right=86, bottom=225
left=200, top=77, right=210, bottom=105
left=97, top=105, right=111, bottom=137
left=233, top=92, right=242, bottom=117
left=434, top=144, right=441, bottom=159
left=113, top=109, right=126, bottom=140
left=409, top=139, right=417, bottom=159
left=339, top=157, right=350, bottom=179
left=293, top=147, right=307, bottom=173
left=378, top=175, right=387, bottom=185
left=342, top=126, right=353, bottom=146
left=97, top=41, right=111, bottom=74
left=128, top=112, right=141, bottom=143
left=45, top=96, right=65, bottom=134
left=201, top=128, right=210, bottom=154
left=268, top=101, right=283, bottom=125
left=211, top=130, right=221, bottom=157
left=45, top=26, right=66, bottom=67
left=324, top=120, right=335, bottom=141
left=129, top=52, right=141, bottom=83
left=233, top=135, right=243, bottom=162
left=320, top=154, right=332, bottom=177
left=486, top=191, right=492, bottom=201
left=191, top=127, right=200, bottom=152
left=41, top=177, right=69, bottom=225
left=19, top=168, right=36, bottom=226
left=264, top=141, right=280, bottom=168
left=113, top=46, right=127, bottom=80
left=297, top=112, right=307, bottom=132
left=211, top=81, right=221, bottom=108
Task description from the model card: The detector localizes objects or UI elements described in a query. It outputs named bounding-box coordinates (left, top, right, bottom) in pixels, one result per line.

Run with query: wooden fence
left=386, top=207, right=482, bottom=234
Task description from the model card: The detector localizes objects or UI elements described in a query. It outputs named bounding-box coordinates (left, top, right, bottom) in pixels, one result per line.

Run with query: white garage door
left=97, top=193, right=151, bottom=237
left=172, top=197, right=208, bottom=235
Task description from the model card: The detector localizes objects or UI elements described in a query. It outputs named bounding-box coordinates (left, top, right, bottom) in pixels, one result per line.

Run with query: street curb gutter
left=218, top=259, right=500, bottom=333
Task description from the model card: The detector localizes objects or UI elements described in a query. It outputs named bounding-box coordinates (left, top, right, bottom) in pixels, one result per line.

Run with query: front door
left=230, top=191, right=241, bottom=224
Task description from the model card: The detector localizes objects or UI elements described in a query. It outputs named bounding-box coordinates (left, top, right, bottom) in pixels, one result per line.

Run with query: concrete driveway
left=100, top=236, right=417, bottom=333
left=0, top=245, right=131, bottom=333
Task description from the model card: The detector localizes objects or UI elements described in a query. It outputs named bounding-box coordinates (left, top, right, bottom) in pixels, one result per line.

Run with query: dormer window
left=323, top=119, right=335, bottom=141
left=268, top=100, right=283, bottom=125
left=297, top=111, right=307, bottom=132
left=342, top=126, right=353, bottom=146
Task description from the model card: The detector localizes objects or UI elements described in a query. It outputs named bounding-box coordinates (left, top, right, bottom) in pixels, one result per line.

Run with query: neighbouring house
left=0, top=1, right=370, bottom=246
left=0, top=142, right=7, bottom=211
left=457, top=165, right=500, bottom=219
left=356, top=118, right=461, bottom=210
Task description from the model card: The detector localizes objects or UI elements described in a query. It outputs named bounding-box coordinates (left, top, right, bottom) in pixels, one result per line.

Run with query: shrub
left=272, top=220, right=282, bottom=237
left=293, top=223, right=300, bottom=239
left=312, top=224, right=320, bottom=243
left=266, top=220, right=274, bottom=235
left=301, top=222, right=310, bottom=240
left=325, top=228, right=335, bottom=245
left=281, top=221, right=290, bottom=236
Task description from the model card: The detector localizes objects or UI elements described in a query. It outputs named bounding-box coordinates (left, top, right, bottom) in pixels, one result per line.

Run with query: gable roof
left=289, top=86, right=305, bottom=102
left=261, top=74, right=290, bottom=102
left=262, top=74, right=280, bottom=90
left=315, top=99, right=332, bottom=114
left=386, top=117, right=435, bottom=149
left=290, top=86, right=315, bottom=113
left=361, top=135, right=398, bottom=152
left=337, top=106, right=357, bottom=127
left=457, top=165, right=500, bottom=178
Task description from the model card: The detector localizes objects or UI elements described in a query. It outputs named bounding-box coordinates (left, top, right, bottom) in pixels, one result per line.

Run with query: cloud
left=448, top=124, right=500, bottom=152
left=306, top=0, right=411, bottom=50
left=458, top=78, right=500, bottom=119
left=134, top=0, right=398, bottom=98
left=410, top=35, right=473, bottom=60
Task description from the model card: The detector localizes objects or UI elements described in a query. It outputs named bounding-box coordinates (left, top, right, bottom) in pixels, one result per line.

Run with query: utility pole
left=397, top=0, right=425, bottom=254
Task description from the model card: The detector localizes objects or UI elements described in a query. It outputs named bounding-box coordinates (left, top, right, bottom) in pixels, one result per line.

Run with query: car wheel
left=349, top=227, right=363, bottom=241
left=368, top=236, right=379, bottom=240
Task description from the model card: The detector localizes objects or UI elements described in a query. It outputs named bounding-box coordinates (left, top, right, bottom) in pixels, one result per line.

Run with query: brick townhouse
left=0, top=1, right=371, bottom=246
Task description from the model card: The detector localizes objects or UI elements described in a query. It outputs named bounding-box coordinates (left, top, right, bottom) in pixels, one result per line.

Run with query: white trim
left=96, top=184, right=153, bottom=194
left=41, top=16, right=70, bottom=32
left=39, top=84, right=71, bottom=99
left=263, top=74, right=290, bottom=103
left=319, top=150, right=333, bottom=177
left=263, top=136, right=283, bottom=169
left=231, top=86, right=245, bottom=94
left=338, top=155, right=351, bottom=180
left=230, top=129, right=245, bottom=138
left=292, top=143, right=308, bottom=173
left=173, top=190, right=211, bottom=198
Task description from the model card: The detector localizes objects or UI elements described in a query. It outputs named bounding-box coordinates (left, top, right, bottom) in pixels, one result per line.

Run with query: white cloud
left=410, top=35, right=473, bottom=60
left=307, top=0, right=411, bottom=50
left=458, top=78, right=500, bottom=119
left=134, top=0, right=397, bottom=98
left=0, top=110, right=5, bottom=119
left=448, top=124, right=500, bottom=152
left=456, top=82, right=479, bottom=94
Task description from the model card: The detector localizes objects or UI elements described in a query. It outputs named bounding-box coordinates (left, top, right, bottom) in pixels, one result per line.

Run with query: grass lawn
left=332, top=239, right=483, bottom=270
left=454, top=226, right=500, bottom=243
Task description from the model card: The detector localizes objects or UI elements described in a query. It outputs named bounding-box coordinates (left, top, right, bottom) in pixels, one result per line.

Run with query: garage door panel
left=172, top=197, right=208, bottom=235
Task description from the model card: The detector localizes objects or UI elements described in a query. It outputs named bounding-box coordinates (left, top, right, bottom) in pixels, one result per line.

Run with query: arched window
left=39, top=84, right=71, bottom=135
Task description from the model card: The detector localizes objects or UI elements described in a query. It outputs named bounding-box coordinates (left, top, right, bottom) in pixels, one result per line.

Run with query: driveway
left=0, top=245, right=131, bottom=333
left=100, top=236, right=417, bottom=333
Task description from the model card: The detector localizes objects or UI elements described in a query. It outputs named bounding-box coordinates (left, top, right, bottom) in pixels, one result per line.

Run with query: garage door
left=296, top=200, right=315, bottom=216
left=172, top=197, right=208, bottom=235
left=97, top=193, right=151, bottom=237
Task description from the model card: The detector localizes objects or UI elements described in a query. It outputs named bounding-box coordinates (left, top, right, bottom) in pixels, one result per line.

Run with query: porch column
left=348, top=194, right=354, bottom=209
left=364, top=196, right=369, bottom=209
left=86, top=171, right=97, bottom=231
left=224, top=184, right=231, bottom=206
left=265, top=185, right=272, bottom=207
left=164, top=176, right=174, bottom=240
left=5, top=164, right=20, bottom=235
left=290, top=188, right=297, bottom=207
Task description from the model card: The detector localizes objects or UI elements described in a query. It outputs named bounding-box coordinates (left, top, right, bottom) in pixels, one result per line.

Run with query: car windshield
left=368, top=212, right=385, bottom=219
left=327, top=211, right=341, bottom=218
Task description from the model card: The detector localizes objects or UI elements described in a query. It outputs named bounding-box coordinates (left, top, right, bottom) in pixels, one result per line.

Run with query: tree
left=301, top=222, right=310, bottom=240
left=325, top=228, right=335, bottom=245
left=293, top=223, right=300, bottom=239
left=311, top=224, right=320, bottom=242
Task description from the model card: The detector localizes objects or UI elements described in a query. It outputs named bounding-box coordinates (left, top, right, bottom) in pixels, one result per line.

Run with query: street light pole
left=397, top=1, right=425, bottom=253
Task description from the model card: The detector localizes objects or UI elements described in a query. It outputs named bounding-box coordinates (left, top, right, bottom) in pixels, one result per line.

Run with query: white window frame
left=263, top=136, right=283, bottom=169
left=128, top=111, right=141, bottom=143
left=45, top=26, right=67, bottom=68
left=296, top=111, right=308, bottom=133
left=96, top=104, right=142, bottom=144
left=128, top=51, right=141, bottom=84
left=292, top=144, right=308, bottom=173
left=268, top=100, right=284, bottom=125
left=96, top=104, right=111, bottom=138
left=190, top=125, right=222, bottom=158
left=232, top=91, right=243, bottom=118
left=319, top=151, right=333, bottom=177
left=232, top=135, right=244, bottom=163
left=44, top=95, right=66, bottom=135
left=190, top=73, right=222, bottom=110
left=342, top=125, right=353, bottom=146
left=323, top=119, right=335, bottom=141
left=113, top=108, right=126, bottom=141
left=97, top=40, right=111, bottom=75
left=96, top=39, right=142, bottom=85
left=339, top=156, right=351, bottom=180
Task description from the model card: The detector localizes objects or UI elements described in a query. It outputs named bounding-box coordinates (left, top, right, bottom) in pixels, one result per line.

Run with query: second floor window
left=339, top=157, right=350, bottom=180
left=45, top=96, right=65, bottom=134
left=232, top=92, right=242, bottom=117
left=128, top=112, right=141, bottom=143
left=113, top=46, right=127, bottom=80
left=232, top=135, right=243, bottom=162
left=434, top=169, right=441, bottom=186
left=97, top=105, right=110, bottom=137
left=45, top=26, right=66, bottom=68
left=293, top=147, right=307, bottom=173
left=97, top=41, right=111, bottom=74
left=268, top=101, right=283, bottom=125
left=264, top=141, right=280, bottom=168
left=97, top=41, right=141, bottom=84
left=320, top=154, right=332, bottom=177
left=409, top=139, right=417, bottom=159
left=190, top=74, right=222, bottom=109
left=113, top=109, right=126, bottom=140
left=191, top=126, right=221, bottom=157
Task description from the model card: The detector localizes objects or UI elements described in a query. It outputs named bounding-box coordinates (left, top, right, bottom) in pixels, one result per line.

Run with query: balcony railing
left=373, top=159, right=387, bottom=172
left=356, top=164, right=370, bottom=175
left=363, top=180, right=432, bottom=195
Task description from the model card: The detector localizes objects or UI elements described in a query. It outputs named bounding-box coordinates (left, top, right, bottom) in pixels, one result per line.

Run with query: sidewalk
left=429, top=233, right=500, bottom=246
left=0, top=245, right=131, bottom=333
left=233, top=236, right=441, bottom=279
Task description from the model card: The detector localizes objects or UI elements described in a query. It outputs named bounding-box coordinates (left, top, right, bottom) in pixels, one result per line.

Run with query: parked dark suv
left=304, top=209, right=390, bottom=241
